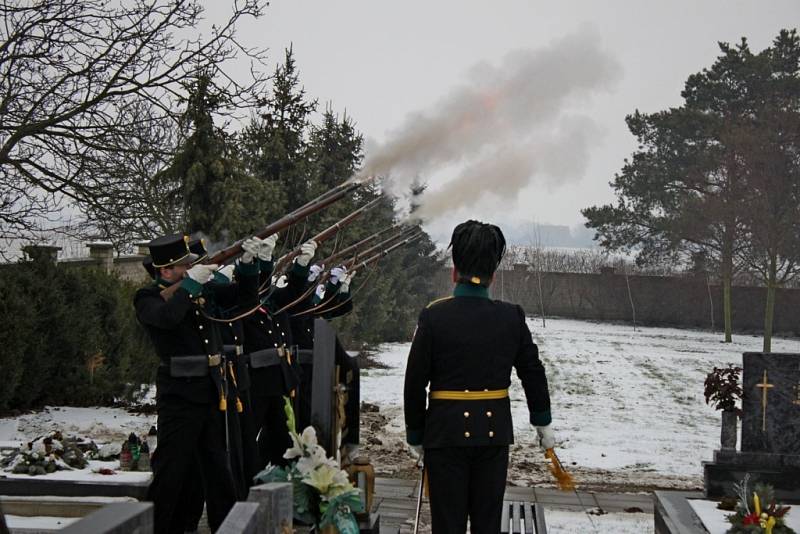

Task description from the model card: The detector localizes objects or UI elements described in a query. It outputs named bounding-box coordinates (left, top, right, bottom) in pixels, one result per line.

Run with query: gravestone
left=310, top=318, right=338, bottom=455
left=309, top=318, right=360, bottom=458
left=703, top=352, right=800, bottom=501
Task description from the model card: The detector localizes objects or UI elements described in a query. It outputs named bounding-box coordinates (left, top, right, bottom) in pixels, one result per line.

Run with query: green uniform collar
left=453, top=283, right=489, bottom=299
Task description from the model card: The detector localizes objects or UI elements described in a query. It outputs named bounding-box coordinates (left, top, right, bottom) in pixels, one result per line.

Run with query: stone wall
left=9, top=243, right=150, bottom=284
left=435, top=266, right=800, bottom=335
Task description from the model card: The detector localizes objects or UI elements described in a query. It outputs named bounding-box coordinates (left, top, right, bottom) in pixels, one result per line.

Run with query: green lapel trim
left=453, top=283, right=489, bottom=299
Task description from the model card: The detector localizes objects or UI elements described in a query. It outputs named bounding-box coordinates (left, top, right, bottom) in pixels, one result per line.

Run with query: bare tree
left=0, top=0, right=268, bottom=251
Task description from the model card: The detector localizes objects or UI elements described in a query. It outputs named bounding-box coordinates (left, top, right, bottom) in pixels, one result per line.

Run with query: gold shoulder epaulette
left=426, top=296, right=454, bottom=309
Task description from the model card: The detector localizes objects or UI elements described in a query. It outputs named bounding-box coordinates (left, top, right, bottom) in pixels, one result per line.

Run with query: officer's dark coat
left=403, top=284, right=551, bottom=449
left=134, top=266, right=259, bottom=404
left=241, top=260, right=309, bottom=396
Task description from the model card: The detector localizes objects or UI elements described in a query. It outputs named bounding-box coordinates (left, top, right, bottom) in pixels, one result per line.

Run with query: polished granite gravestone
left=656, top=353, right=800, bottom=533
left=703, top=352, right=800, bottom=501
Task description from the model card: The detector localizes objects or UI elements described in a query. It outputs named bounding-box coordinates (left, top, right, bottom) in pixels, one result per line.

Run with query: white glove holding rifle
left=215, top=264, right=236, bottom=283
left=307, top=263, right=324, bottom=282
left=259, top=233, right=278, bottom=261
left=314, top=283, right=326, bottom=300
left=186, top=263, right=218, bottom=285
left=339, top=270, right=356, bottom=293
left=295, top=240, right=317, bottom=267
left=330, top=265, right=347, bottom=285
left=240, top=237, right=263, bottom=264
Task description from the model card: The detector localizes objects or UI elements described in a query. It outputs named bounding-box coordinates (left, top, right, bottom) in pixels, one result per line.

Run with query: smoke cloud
left=357, top=30, right=622, bottom=220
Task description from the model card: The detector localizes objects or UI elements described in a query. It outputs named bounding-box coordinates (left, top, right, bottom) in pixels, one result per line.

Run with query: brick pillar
left=21, top=245, right=61, bottom=262
left=87, top=241, right=114, bottom=274
left=135, top=241, right=151, bottom=257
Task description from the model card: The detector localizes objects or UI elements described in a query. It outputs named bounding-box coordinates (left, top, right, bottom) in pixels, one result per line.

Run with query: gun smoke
left=356, top=31, right=622, bottom=221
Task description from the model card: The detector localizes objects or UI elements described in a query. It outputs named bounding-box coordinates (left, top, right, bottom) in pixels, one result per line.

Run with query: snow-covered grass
left=361, top=317, right=800, bottom=489
left=0, top=406, right=154, bottom=448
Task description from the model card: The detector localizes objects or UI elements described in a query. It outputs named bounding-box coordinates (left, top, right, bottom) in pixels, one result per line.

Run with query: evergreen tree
left=240, top=47, right=317, bottom=213
left=163, top=72, right=283, bottom=243
left=583, top=29, right=800, bottom=347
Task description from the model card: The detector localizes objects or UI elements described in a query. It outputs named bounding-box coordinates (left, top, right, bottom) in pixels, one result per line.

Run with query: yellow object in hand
left=753, top=492, right=761, bottom=517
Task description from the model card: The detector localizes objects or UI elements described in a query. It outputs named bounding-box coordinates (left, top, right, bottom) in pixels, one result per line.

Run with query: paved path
left=374, top=477, right=654, bottom=534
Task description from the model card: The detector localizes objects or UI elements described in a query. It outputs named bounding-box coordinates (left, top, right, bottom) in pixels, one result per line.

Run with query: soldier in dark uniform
left=291, top=265, right=359, bottom=459
left=135, top=233, right=263, bottom=534
left=403, top=220, right=555, bottom=534
left=242, top=239, right=317, bottom=473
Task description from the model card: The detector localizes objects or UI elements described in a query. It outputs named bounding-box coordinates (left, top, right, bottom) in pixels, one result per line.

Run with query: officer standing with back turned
left=403, top=220, right=555, bottom=534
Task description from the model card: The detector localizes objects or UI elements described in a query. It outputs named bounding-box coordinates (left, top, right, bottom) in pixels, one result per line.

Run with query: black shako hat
left=148, top=233, right=194, bottom=268
left=188, top=238, right=208, bottom=265
left=449, top=220, right=506, bottom=286
left=142, top=255, right=156, bottom=279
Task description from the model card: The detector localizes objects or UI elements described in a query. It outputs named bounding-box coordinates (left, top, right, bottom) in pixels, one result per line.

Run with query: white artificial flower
left=284, top=427, right=319, bottom=460
left=304, top=463, right=339, bottom=494
left=296, top=444, right=337, bottom=475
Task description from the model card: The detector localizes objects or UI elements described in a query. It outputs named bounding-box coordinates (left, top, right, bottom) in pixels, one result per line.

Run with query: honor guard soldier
left=242, top=238, right=316, bottom=473
left=291, top=264, right=359, bottom=459
left=134, top=233, right=262, bottom=534
left=403, top=220, right=555, bottom=534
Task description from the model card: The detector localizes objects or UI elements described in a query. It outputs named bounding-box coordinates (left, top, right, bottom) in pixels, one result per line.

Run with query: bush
left=0, top=254, right=157, bottom=412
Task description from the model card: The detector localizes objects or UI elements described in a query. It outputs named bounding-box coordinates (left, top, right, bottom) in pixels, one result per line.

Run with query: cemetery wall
left=435, top=267, right=800, bottom=335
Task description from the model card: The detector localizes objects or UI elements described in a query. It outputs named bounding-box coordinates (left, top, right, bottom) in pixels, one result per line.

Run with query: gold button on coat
left=463, top=411, right=470, bottom=418
left=489, top=431, right=494, bottom=437
left=486, top=411, right=492, bottom=417
left=464, top=432, right=470, bottom=438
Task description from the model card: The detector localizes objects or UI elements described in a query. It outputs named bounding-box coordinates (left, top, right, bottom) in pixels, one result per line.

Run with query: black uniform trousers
left=250, top=394, right=293, bottom=470
left=147, top=395, right=238, bottom=534
left=425, top=445, right=509, bottom=534
left=180, top=386, right=250, bottom=532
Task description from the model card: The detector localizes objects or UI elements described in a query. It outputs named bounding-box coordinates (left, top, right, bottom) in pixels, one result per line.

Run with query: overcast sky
left=206, top=1, right=798, bottom=241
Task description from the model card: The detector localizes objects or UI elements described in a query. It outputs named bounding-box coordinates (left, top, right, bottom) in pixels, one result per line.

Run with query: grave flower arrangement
left=726, top=477, right=795, bottom=534
left=704, top=364, right=743, bottom=414
left=0, top=432, right=88, bottom=475
left=254, top=399, right=363, bottom=534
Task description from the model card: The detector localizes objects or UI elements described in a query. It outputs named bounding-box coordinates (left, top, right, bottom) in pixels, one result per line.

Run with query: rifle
left=159, top=177, right=373, bottom=300
left=345, top=231, right=424, bottom=272
left=272, top=197, right=383, bottom=275
left=317, top=224, right=400, bottom=268
left=279, top=230, right=424, bottom=317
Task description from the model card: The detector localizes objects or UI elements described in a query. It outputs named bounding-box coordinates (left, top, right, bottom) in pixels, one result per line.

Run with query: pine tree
left=240, top=47, right=317, bottom=213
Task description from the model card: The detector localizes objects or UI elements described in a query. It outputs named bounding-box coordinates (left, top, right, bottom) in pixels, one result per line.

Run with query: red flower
left=743, top=513, right=760, bottom=525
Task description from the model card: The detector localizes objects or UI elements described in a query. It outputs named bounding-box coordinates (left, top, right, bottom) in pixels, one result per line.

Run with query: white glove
left=339, top=270, right=356, bottom=293
left=240, top=237, right=262, bottom=264
left=409, top=444, right=424, bottom=461
left=535, top=425, right=555, bottom=450
left=186, top=263, right=218, bottom=285
left=307, top=264, right=324, bottom=282
left=295, top=240, right=317, bottom=267
left=259, top=233, right=278, bottom=261
left=330, top=265, right=347, bottom=285
left=217, top=264, right=236, bottom=283
left=314, top=283, right=326, bottom=300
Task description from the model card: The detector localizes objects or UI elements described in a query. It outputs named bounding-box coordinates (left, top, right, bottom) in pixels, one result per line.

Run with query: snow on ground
left=360, top=317, right=800, bottom=491
left=544, top=508, right=653, bottom=534
left=0, top=406, right=155, bottom=483
left=0, top=406, right=155, bottom=448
